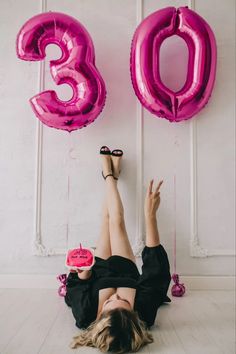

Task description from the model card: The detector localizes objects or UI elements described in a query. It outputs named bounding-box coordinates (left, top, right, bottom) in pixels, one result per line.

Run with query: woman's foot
left=111, top=149, right=123, bottom=180
left=100, top=146, right=113, bottom=180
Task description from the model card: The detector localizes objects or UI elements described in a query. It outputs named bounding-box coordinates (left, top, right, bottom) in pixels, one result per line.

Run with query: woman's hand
left=69, top=256, right=96, bottom=279
left=144, top=179, right=163, bottom=219
left=77, top=269, right=92, bottom=280
left=69, top=269, right=92, bottom=279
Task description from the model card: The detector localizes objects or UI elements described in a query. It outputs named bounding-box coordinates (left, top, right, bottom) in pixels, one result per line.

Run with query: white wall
left=0, top=0, right=235, bottom=276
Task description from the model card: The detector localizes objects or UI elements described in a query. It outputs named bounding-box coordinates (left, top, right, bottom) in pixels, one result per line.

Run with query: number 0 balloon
left=130, top=6, right=217, bottom=122
left=16, top=12, right=106, bottom=132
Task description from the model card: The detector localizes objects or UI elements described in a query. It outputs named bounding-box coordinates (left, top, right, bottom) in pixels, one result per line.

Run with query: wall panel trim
left=188, top=1, right=235, bottom=258
left=190, top=120, right=235, bottom=257
left=32, top=0, right=66, bottom=256
left=33, top=0, right=235, bottom=258
left=133, top=0, right=145, bottom=256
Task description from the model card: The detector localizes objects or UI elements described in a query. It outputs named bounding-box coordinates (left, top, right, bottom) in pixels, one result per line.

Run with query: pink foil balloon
left=171, top=273, right=186, bottom=297
left=16, top=12, right=106, bottom=132
left=57, top=273, right=67, bottom=297
left=130, top=6, right=217, bottom=122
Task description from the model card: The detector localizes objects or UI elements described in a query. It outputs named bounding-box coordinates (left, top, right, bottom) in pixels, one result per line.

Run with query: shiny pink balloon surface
left=16, top=12, right=106, bottom=132
left=171, top=273, right=186, bottom=297
left=57, top=273, right=67, bottom=297
left=130, top=6, right=217, bottom=122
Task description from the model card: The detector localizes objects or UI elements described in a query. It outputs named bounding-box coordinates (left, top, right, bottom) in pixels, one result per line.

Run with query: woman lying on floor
left=65, top=146, right=171, bottom=353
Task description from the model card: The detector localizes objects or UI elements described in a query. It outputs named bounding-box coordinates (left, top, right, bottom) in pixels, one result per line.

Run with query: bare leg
left=94, top=198, right=112, bottom=259
left=99, top=150, right=135, bottom=263
left=105, top=176, right=136, bottom=263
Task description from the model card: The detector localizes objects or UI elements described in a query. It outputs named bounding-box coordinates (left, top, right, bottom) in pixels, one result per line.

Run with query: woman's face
left=101, top=292, right=131, bottom=312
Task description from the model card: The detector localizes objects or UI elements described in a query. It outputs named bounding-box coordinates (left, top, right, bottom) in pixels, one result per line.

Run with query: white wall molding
left=33, top=56, right=45, bottom=256
left=188, top=0, right=195, bottom=10
left=33, top=0, right=47, bottom=255
left=190, top=118, right=235, bottom=258
left=34, top=0, right=146, bottom=257
left=33, top=0, right=69, bottom=257
left=0, top=275, right=234, bottom=290
left=188, top=0, right=235, bottom=259
left=32, top=0, right=235, bottom=260
left=133, top=0, right=145, bottom=257
left=181, top=275, right=235, bottom=290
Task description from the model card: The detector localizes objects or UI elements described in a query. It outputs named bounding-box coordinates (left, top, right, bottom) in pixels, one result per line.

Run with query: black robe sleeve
left=135, top=244, right=171, bottom=327
left=64, top=271, right=96, bottom=329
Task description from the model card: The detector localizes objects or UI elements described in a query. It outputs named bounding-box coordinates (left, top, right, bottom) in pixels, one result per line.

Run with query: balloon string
left=66, top=134, right=72, bottom=247
left=174, top=173, right=176, bottom=274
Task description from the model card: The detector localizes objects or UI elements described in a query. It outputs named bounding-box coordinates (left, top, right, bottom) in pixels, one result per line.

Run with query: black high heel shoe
left=111, top=149, right=123, bottom=157
left=100, top=146, right=114, bottom=180
left=111, top=149, right=123, bottom=180
left=100, top=146, right=111, bottom=155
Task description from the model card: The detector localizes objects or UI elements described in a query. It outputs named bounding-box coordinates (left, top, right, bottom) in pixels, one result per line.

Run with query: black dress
left=64, top=244, right=172, bottom=329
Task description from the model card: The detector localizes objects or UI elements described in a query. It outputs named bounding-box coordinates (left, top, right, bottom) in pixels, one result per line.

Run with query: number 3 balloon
left=16, top=12, right=106, bottom=132
left=130, top=6, right=217, bottom=122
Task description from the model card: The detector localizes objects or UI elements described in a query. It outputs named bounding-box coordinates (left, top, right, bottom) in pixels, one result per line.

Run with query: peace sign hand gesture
left=144, top=179, right=163, bottom=219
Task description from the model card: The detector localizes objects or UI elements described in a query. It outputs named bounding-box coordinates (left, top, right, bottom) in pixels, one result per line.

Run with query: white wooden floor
left=0, top=289, right=235, bottom=354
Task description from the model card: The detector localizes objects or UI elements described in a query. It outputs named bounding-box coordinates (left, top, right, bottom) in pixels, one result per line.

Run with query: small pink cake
left=65, top=243, right=95, bottom=271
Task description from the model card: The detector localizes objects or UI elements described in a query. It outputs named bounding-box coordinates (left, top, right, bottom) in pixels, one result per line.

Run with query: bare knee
left=109, top=212, right=125, bottom=229
left=102, top=210, right=109, bottom=220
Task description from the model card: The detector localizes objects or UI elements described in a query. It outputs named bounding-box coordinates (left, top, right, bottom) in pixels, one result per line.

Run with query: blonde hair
left=70, top=308, right=153, bottom=353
